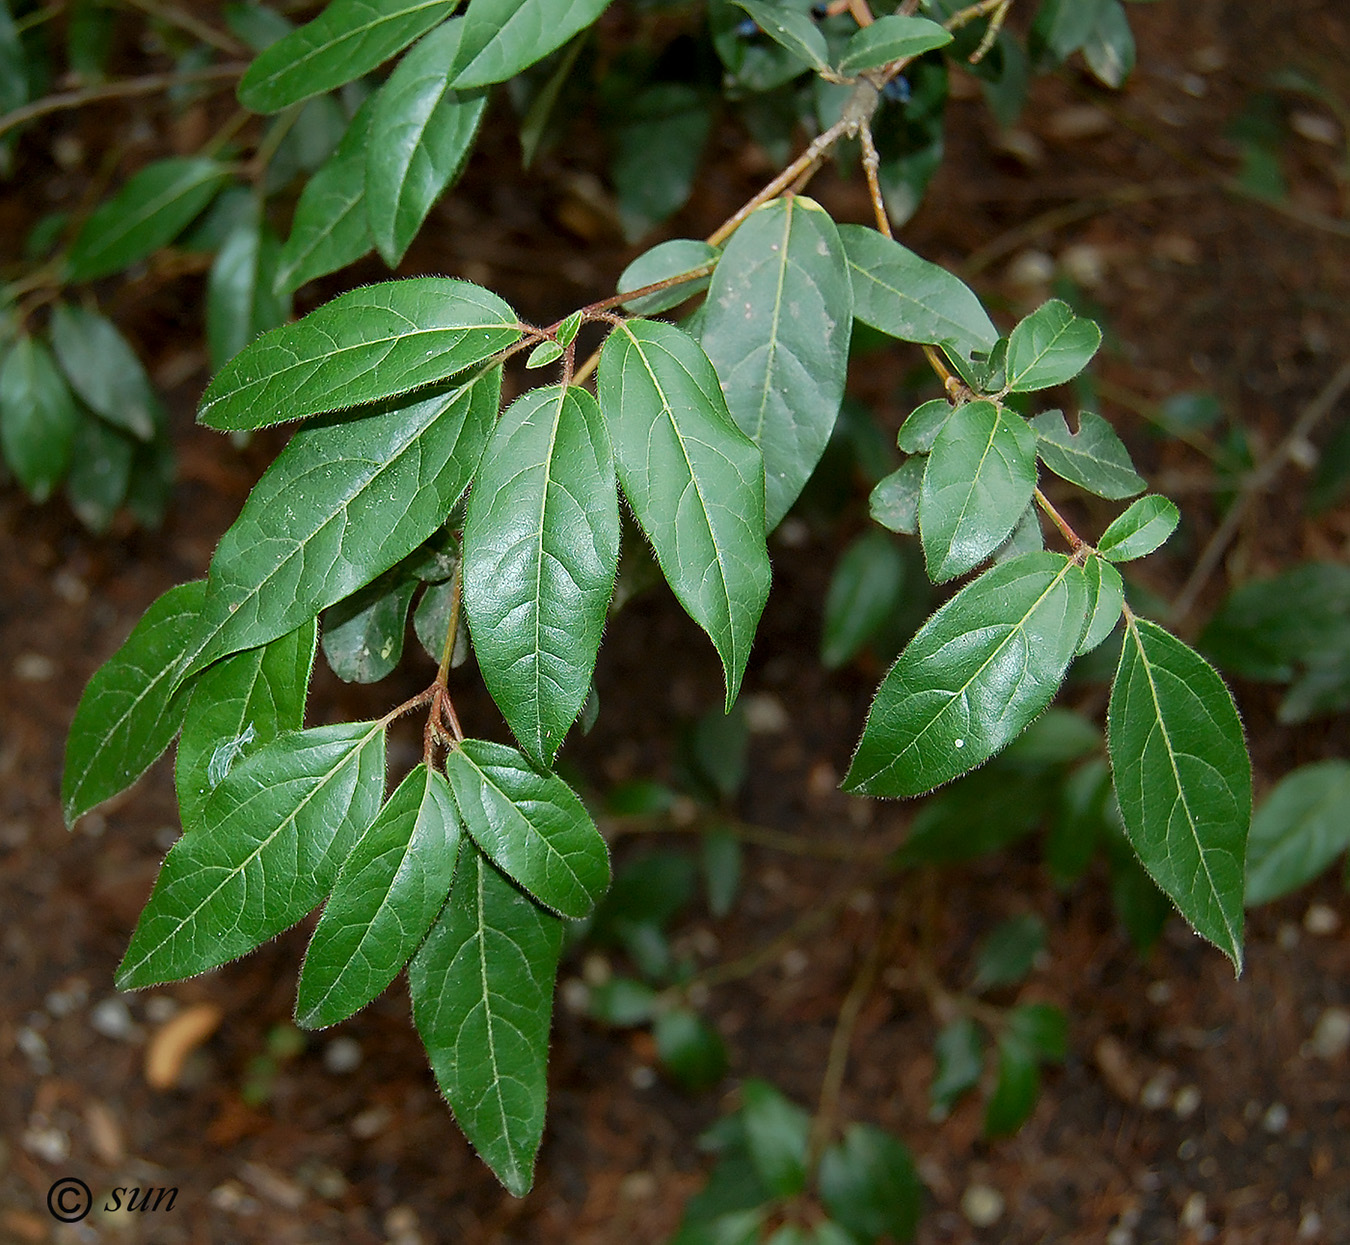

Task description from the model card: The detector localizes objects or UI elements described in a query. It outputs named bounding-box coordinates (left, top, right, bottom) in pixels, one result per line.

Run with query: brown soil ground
left=3, top=3, right=1349, bottom=1243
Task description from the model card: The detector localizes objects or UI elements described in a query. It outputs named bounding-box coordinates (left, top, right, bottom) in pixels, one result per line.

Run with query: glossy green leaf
left=0, top=335, right=80, bottom=504
left=610, top=83, right=713, bottom=241
left=175, top=618, right=318, bottom=827
left=1078, top=554, right=1124, bottom=655
left=450, top=0, right=612, bottom=89
left=181, top=369, right=498, bottom=681
left=198, top=277, right=519, bottom=431
left=1029, top=409, right=1144, bottom=500
left=655, top=1008, right=727, bottom=1092
left=64, top=581, right=206, bottom=827
left=598, top=319, right=771, bottom=709
left=117, top=721, right=387, bottom=988
left=820, top=529, right=906, bottom=669
left=238, top=0, right=455, bottom=113
left=920, top=400, right=1038, bottom=582
left=618, top=238, right=719, bottom=316
left=709, top=0, right=804, bottom=93
left=368, top=21, right=488, bottom=266
left=700, top=195, right=853, bottom=529
left=49, top=304, right=161, bottom=441
left=274, top=97, right=376, bottom=294
left=1244, top=761, right=1350, bottom=907
left=818, top=1124, right=922, bottom=1244
left=897, top=398, right=952, bottom=454
left=1097, top=495, right=1178, bottom=562
left=555, top=311, right=581, bottom=348
left=525, top=340, right=563, bottom=369
left=869, top=457, right=923, bottom=535
left=67, top=410, right=135, bottom=532
left=298, top=763, right=461, bottom=1027
left=731, top=0, right=828, bottom=72
left=1083, top=0, right=1135, bottom=89
left=839, top=224, right=997, bottom=367
left=409, top=842, right=563, bottom=1196
left=321, top=573, right=417, bottom=683
left=836, top=13, right=952, bottom=74
left=463, top=386, right=619, bottom=766
left=845, top=553, right=1089, bottom=797
left=66, top=157, right=228, bottom=282
left=740, top=1079, right=809, bottom=1198
left=445, top=739, right=609, bottom=919
left=983, top=1030, right=1039, bottom=1137
left=207, top=210, right=289, bottom=372
left=973, top=914, right=1046, bottom=989
left=1004, top=299, right=1102, bottom=393
left=1108, top=616, right=1250, bottom=969
left=931, top=1017, right=984, bottom=1116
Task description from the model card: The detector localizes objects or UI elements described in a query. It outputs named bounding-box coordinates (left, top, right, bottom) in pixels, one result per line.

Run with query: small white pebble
left=581, top=953, right=611, bottom=987
left=1303, top=903, right=1340, bottom=936
left=620, top=1171, right=658, bottom=1201
left=45, top=979, right=89, bottom=1018
left=1173, top=1084, right=1202, bottom=1119
left=1309, top=1008, right=1350, bottom=1060
left=14, top=653, right=55, bottom=682
left=1107, top=1228, right=1133, bottom=1245
left=961, top=1183, right=1005, bottom=1228
left=16, top=1027, right=51, bottom=1073
left=1146, top=981, right=1172, bottom=1005
left=1006, top=250, right=1055, bottom=288
left=90, top=997, right=136, bottom=1041
left=1298, top=1207, right=1324, bottom=1238
left=143, top=994, right=179, bottom=1024
left=1277, top=922, right=1301, bottom=951
left=1140, top=1070, right=1175, bottom=1111
left=1179, top=73, right=1208, bottom=98
left=559, top=978, right=589, bottom=1015
left=209, top=1180, right=260, bottom=1214
left=323, top=1036, right=363, bottom=1074
left=629, top=1065, right=656, bottom=1090
left=53, top=570, right=89, bottom=604
left=781, top=948, right=809, bottom=977
left=775, top=517, right=809, bottom=548
left=22, top=1125, right=70, bottom=1163
left=1291, top=112, right=1339, bottom=146
left=1180, top=1192, right=1208, bottom=1231
left=349, top=1105, right=392, bottom=1139
left=742, top=692, right=788, bottom=734
left=1262, top=1102, right=1290, bottom=1134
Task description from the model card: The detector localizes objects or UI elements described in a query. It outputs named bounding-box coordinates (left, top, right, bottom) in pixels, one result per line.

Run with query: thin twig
left=1170, top=357, right=1350, bottom=624
left=0, top=64, right=248, bottom=140
left=692, top=892, right=853, bottom=991
left=123, top=0, right=245, bottom=56
left=858, top=123, right=893, bottom=239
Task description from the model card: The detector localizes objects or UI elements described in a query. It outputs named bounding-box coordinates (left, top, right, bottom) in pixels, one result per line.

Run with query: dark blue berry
left=735, top=17, right=759, bottom=38
left=882, top=75, right=912, bottom=104
left=809, top=3, right=829, bottom=18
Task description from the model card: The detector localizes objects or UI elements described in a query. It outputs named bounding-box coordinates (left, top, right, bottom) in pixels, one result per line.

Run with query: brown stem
left=1033, top=486, right=1085, bottom=552
left=858, top=123, right=893, bottom=239
left=436, top=560, right=464, bottom=689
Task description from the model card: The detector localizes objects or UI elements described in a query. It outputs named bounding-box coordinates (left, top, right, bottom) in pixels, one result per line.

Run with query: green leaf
left=898, top=765, right=1048, bottom=865
left=321, top=572, right=418, bottom=683
left=973, top=914, right=1046, bottom=990
left=64, top=581, right=207, bottom=827
left=274, top=97, right=377, bottom=294
left=555, top=311, right=581, bottom=348
left=518, top=31, right=585, bottom=168
left=298, top=763, right=461, bottom=1027
left=1029, top=410, right=1144, bottom=500
left=67, top=410, right=135, bottom=533
left=1007, top=1002, right=1067, bottom=1063
left=463, top=386, right=619, bottom=766
left=1078, top=554, right=1124, bottom=655
left=66, top=157, right=228, bottom=282
left=740, top=1079, right=809, bottom=1198
left=175, top=618, right=318, bottom=827
left=116, top=721, right=387, bottom=988
left=181, top=369, right=498, bottom=681
left=598, top=319, right=771, bottom=709
left=844, top=553, right=1089, bottom=797
left=931, top=1017, right=983, bottom=1116
left=525, top=341, right=564, bottom=369
left=1107, top=616, right=1250, bottom=969
left=731, top=0, right=829, bottom=72
left=1244, top=761, right=1350, bottom=907
left=414, top=576, right=470, bottom=666
left=198, top=277, right=519, bottom=431
left=1045, top=757, right=1109, bottom=885
left=1003, top=707, right=1100, bottom=766
left=821, top=529, right=906, bottom=669
left=869, top=457, right=923, bottom=535
left=818, top=1124, right=922, bottom=1244
left=67, top=0, right=116, bottom=80
left=836, top=13, right=952, bottom=74
left=0, top=335, right=80, bottom=504
left=409, top=842, right=563, bottom=1197
left=920, top=400, right=1038, bottom=583
left=587, top=976, right=658, bottom=1026
left=701, top=826, right=741, bottom=918
left=618, top=238, right=720, bottom=316
left=450, top=0, right=612, bottom=89
left=983, top=1029, right=1040, bottom=1137
left=839, top=223, right=997, bottom=368
left=238, top=0, right=455, bottom=113
left=610, top=83, right=714, bottom=241
left=368, top=21, right=488, bottom=267
left=1083, top=0, right=1135, bottom=88
left=897, top=398, right=952, bottom=454
left=1097, top=495, right=1178, bottom=562
left=699, top=195, right=853, bottom=529
left=1004, top=299, right=1102, bottom=393
left=444, top=739, right=609, bottom=919
left=0, top=0, right=28, bottom=114
left=655, top=1008, right=727, bottom=1092
left=49, top=304, right=161, bottom=441
left=1028, top=0, right=1108, bottom=67
left=207, top=210, right=290, bottom=372
left=225, top=1, right=295, bottom=51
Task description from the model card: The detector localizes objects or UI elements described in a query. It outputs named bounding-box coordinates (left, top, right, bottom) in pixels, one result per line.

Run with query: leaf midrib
left=474, top=855, right=521, bottom=1189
